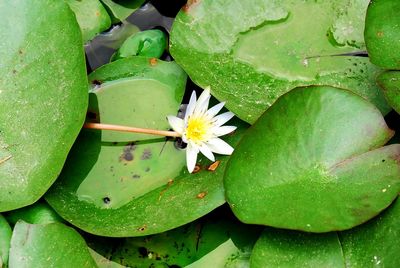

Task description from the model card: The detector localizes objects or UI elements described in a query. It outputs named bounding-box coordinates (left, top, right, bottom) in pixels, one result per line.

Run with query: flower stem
left=83, top=123, right=181, bottom=138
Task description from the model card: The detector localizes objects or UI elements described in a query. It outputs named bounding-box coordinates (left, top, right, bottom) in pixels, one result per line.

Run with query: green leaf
left=111, top=29, right=167, bottom=61
left=100, top=0, right=145, bottom=22
left=86, top=207, right=262, bottom=267
left=88, top=57, right=187, bottom=142
left=9, top=221, right=97, bottom=268
left=170, top=0, right=390, bottom=123
left=0, top=0, right=88, bottom=212
left=45, top=57, right=248, bottom=237
left=0, top=215, right=12, bottom=267
left=377, top=71, right=400, bottom=114
left=4, top=201, right=64, bottom=225
left=339, top=197, right=400, bottom=267
left=225, top=86, right=400, bottom=232
left=364, top=0, right=400, bottom=69
left=67, top=0, right=112, bottom=43
left=250, top=229, right=344, bottom=268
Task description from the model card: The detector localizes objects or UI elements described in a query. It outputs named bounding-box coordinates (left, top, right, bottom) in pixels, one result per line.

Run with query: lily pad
left=339, top=197, right=400, bottom=267
left=0, top=215, right=11, bottom=267
left=377, top=71, right=400, bottom=114
left=364, top=0, right=400, bottom=69
left=0, top=0, right=88, bottom=211
left=4, top=201, right=64, bottom=225
left=45, top=57, right=248, bottom=236
left=67, top=0, right=112, bottom=43
left=86, top=206, right=261, bottom=267
left=170, top=0, right=390, bottom=123
left=9, top=221, right=97, bottom=268
left=100, top=0, right=145, bottom=22
left=224, top=86, right=400, bottom=232
left=250, top=229, right=344, bottom=268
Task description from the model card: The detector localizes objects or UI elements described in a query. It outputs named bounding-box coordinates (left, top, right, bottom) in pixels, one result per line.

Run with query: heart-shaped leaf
left=67, top=0, right=112, bottom=43
left=170, top=0, right=390, bottom=123
left=46, top=58, right=248, bottom=237
left=364, top=0, right=400, bottom=69
left=225, top=86, right=400, bottom=232
left=0, top=0, right=88, bottom=212
left=250, top=229, right=344, bottom=268
left=9, top=221, right=97, bottom=268
left=0, top=215, right=11, bottom=267
left=339, top=197, right=400, bottom=267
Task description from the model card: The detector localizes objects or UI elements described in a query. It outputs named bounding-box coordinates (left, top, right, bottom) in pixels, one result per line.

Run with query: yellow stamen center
left=186, top=116, right=210, bottom=142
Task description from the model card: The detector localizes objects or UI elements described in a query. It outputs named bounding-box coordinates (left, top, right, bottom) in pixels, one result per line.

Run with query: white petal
left=206, top=138, right=234, bottom=155
left=194, top=88, right=210, bottom=114
left=213, top=111, right=235, bottom=127
left=213, top=125, right=237, bottom=136
left=167, top=115, right=184, bottom=134
left=199, top=143, right=215, bottom=162
left=184, top=91, right=197, bottom=122
left=186, top=142, right=199, bottom=173
left=206, top=102, right=225, bottom=118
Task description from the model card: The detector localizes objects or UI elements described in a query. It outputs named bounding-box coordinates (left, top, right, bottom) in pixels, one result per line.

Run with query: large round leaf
left=0, top=0, right=88, bottom=211
left=364, top=0, right=400, bottom=69
left=339, top=197, right=400, bottom=267
left=377, top=71, right=400, bottom=114
left=9, top=221, right=97, bottom=268
left=170, top=0, right=390, bottom=123
left=250, top=229, right=344, bottom=268
left=225, top=86, right=400, bottom=232
left=46, top=58, right=248, bottom=237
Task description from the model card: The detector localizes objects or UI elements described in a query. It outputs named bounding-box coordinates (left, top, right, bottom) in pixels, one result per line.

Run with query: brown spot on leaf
left=95, top=11, right=100, bottom=17
left=377, top=31, right=384, bottom=38
left=182, top=0, right=200, bottom=12
left=138, top=225, right=147, bottom=232
left=192, top=165, right=201, bottom=173
left=149, top=58, right=157, bottom=66
left=207, top=160, right=221, bottom=171
left=132, top=174, right=141, bottom=179
left=196, top=192, right=207, bottom=199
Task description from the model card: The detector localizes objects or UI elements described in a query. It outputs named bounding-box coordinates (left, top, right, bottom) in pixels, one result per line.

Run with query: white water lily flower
left=167, top=87, right=237, bottom=173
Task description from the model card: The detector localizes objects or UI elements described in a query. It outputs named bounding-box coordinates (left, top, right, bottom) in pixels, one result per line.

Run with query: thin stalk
left=83, top=123, right=181, bottom=138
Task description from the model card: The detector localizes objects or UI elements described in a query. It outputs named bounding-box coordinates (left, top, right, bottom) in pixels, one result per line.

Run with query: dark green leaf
left=0, top=215, right=11, bottom=267
left=339, top=197, right=400, bottom=267
left=170, top=0, right=389, bottom=123
left=0, top=0, right=88, bottom=212
left=225, top=86, right=400, bottom=232
left=9, top=221, right=97, bottom=268
left=250, top=229, right=344, bottom=268
left=365, top=0, right=400, bottom=69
